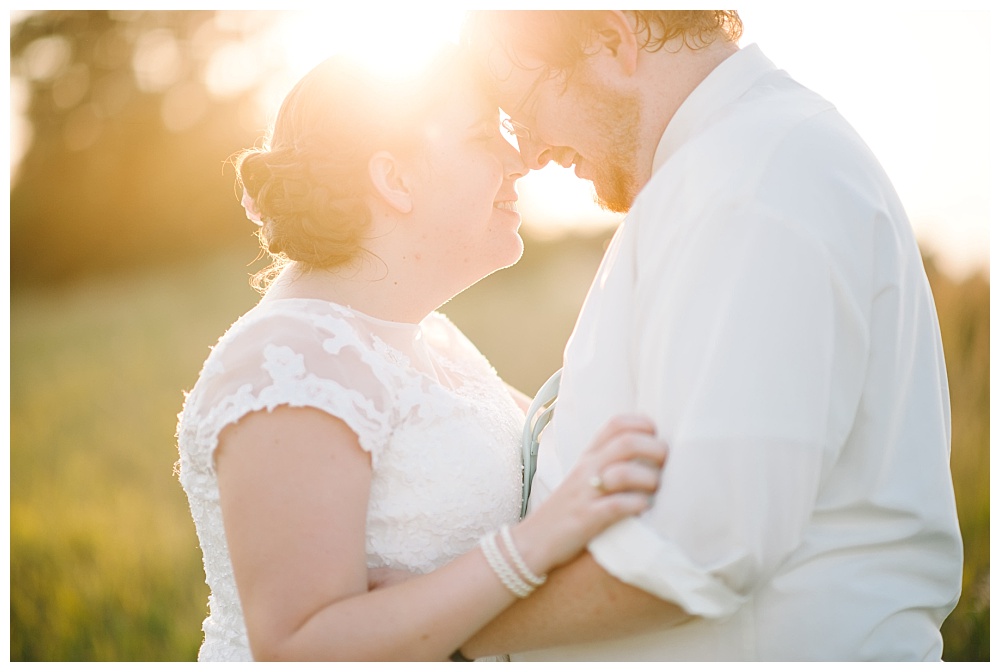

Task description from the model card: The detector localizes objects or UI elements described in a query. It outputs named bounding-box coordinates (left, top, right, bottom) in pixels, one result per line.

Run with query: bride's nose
left=504, top=143, right=528, bottom=180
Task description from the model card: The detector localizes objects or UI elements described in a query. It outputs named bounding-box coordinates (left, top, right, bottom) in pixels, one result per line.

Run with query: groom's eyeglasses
left=501, top=117, right=535, bottom=142
left=500, top=67, right=550, bottom=144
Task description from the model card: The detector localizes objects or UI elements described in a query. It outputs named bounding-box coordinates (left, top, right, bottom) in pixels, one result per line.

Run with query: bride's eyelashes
left=464, top=110, right=504, bottom=143
left=470, top=122, right=501, bottom=143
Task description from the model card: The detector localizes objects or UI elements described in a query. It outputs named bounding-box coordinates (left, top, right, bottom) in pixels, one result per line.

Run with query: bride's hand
left=513, top=414, right=668, bottom=576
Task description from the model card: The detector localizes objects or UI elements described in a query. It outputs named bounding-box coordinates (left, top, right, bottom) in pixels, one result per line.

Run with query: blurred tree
left=10, top=10, right=291, bottom=288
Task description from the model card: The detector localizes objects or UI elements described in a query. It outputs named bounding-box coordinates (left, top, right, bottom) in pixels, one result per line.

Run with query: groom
left=458, top=10, right=963, bottom=660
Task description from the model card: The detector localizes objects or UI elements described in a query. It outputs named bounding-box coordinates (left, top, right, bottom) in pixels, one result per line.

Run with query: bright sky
left=739, top=5, right=994, bottom=281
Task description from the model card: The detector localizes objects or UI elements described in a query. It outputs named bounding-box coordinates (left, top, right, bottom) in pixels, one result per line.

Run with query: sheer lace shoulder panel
left=421, top=312, right=505, bottom=384
left=177, top=301, right=401, bottom=500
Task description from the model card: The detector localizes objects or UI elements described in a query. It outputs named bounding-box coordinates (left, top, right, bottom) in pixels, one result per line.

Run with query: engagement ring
left=589, top=475, right=605, bottom=492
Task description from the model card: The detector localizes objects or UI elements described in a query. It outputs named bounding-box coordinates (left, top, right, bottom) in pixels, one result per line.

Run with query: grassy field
left=9, top=236, right=989, bottom=661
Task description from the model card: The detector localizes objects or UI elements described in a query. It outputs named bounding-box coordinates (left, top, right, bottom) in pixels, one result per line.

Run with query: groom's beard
left=575, top=79, right=642, bottom=215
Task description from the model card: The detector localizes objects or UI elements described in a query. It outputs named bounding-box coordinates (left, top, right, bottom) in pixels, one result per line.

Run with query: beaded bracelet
left=498, top=524, right=547, bottom=588
left=480, top=531, right=533, bottom=598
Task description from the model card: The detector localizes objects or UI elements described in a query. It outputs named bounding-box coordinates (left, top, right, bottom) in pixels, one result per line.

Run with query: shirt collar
left=651, top=43, right=778, bottom=174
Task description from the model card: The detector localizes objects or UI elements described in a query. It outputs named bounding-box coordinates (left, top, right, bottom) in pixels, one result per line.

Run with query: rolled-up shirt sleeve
left=588, top=201, right=869, bottom=619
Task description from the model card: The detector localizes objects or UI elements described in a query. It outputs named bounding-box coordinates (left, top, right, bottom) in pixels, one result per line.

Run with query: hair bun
left=231, top=48, right=471, bottom=292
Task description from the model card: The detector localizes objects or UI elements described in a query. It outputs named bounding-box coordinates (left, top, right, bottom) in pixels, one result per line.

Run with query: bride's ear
left=368, top=151, right=413, bottom=214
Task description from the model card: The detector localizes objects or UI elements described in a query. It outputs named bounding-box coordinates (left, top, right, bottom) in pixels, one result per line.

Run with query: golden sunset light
left=9, top=8, right=992, bottom=279
left=259, top=6, right=993, bottom=280
left=272, top=8, right=464, bottom=79
left=8, top=10, right=991, bottom=662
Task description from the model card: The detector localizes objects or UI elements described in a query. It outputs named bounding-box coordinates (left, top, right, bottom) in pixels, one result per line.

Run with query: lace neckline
left=263, top=296, right=424, bottom=337
left=264, top=295, right=422, bottom=326
left=255, top=296, right=467, bottom=387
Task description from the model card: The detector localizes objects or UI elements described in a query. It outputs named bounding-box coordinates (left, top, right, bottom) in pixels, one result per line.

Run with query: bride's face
left=404, top=89, right=527, bottom=292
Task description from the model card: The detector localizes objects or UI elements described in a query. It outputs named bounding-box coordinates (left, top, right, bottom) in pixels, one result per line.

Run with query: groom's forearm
left=460, top=551, right=690, bottom=658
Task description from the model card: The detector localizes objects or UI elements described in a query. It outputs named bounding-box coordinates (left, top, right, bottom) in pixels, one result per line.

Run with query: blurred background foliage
left=8, top=10, right=989, bottom=662
left=10, top=10, right=292, bottom=288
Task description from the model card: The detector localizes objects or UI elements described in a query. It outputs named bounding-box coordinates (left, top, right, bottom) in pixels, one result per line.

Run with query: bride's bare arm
left=215, top=407, right=665, bottom=661
left=460, top=552, right=690, bottom=658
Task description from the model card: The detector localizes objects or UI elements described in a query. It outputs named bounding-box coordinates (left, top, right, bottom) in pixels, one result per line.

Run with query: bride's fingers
left=594, top=432, right=669, bottom=472
left=588, top=491, right=655, bottom=526
left=596, top=459, right=662, bottom=494
left=520, top=421, right=666, bottom=570
left=585, top=414, right=657, bottom=455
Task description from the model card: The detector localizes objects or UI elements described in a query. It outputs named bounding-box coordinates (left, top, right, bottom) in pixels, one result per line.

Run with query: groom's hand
left=367, top=566, right=418, bottom=591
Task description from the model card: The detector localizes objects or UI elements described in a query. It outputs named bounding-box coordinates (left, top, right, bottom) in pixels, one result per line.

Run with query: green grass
left=10, top=250, right=260, bottom=661
left=9, top=238, right=989, bottom=661
left=924, top=260, right=991, bottom=662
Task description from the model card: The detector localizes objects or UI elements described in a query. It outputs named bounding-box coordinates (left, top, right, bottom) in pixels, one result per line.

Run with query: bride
left=175, top=46, right=666, bottom=661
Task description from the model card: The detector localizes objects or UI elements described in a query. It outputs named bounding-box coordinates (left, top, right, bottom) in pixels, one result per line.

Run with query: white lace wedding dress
left=176, top=297, right=525, bottom=661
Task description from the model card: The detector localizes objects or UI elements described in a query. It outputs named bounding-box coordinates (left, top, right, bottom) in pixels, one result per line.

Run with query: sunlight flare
left=270, top=8, right=465, bottom=81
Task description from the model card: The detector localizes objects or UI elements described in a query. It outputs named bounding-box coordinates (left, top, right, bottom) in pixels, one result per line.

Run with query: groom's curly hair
left=463, top=10, right=742, bottom=77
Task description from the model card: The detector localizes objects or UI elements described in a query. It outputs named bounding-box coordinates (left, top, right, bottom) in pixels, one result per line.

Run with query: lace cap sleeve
left=178, top=301, right=396, bottom=483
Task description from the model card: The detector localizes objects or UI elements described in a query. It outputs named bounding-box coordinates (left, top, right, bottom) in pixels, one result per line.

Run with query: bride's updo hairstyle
left=235, top=46, right=473, bottom=291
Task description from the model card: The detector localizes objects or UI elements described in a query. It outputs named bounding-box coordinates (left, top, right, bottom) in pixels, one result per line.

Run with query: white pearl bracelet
left=480, top=531, right=533, bottom=598
left=499, top=524, right=547, bottom=587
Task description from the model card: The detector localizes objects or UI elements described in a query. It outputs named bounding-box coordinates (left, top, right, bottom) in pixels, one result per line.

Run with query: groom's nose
left=518, top=137, right=575, bottom=171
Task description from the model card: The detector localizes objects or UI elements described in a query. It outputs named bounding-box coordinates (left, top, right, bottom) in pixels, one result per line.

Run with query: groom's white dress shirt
left=518, top=44, right=963, bottom=661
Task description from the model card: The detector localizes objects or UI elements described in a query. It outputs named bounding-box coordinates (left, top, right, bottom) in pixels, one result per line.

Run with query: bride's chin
left=469, top=236, right=524, bottom=285
left=495, top=233, right=525, bottom=269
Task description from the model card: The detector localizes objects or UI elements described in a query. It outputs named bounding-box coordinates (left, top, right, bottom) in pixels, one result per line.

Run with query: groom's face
left=486, top=50, right=643, bottom=214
